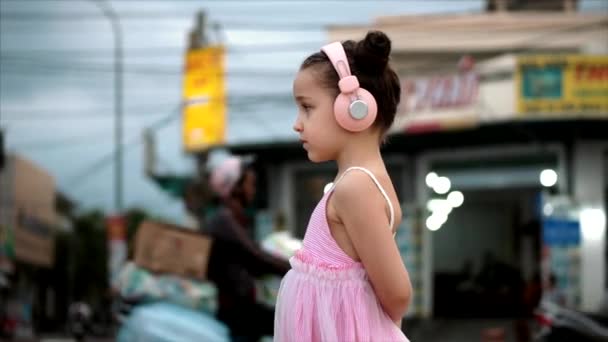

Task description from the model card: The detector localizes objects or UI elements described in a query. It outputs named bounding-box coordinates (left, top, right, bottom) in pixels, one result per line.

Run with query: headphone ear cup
left=333, top=88, right=378, bottom=132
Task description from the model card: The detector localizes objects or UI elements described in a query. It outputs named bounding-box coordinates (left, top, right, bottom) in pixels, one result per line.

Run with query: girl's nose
left=293, top=118, right=303, bottom=133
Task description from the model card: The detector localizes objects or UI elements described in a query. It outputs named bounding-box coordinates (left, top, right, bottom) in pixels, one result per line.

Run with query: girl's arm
left=332, top=172, right=413, bottom=322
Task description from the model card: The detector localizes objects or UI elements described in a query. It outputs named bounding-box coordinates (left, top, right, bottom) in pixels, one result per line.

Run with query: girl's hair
left=300, top=30, right=401, bottom=134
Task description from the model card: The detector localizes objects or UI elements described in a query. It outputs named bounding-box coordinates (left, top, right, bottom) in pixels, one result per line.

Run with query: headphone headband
left=321, top=42, right=352, bottom=80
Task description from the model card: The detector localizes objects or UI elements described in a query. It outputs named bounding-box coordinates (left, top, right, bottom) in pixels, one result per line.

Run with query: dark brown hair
left=300, top=30, right=401, bottom=134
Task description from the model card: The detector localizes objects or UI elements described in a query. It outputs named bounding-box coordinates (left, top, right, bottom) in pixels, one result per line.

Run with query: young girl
left=274, top=31, right=412, bottom=341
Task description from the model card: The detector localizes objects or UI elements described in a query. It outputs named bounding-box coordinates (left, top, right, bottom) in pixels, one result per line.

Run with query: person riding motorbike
left=202, top=151, right=290, bottom=341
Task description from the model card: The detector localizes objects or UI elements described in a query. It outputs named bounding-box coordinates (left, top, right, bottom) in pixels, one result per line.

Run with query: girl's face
left=292, top=68, right=346, bottom=163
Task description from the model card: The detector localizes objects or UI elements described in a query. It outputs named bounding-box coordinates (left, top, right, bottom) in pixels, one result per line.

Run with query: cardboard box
left=1, top=154, right=57, bottom=268
left=134, top=220, right=213, bottom=280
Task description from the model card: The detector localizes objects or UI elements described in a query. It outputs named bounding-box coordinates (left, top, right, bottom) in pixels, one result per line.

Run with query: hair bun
left=354, top=30, right=392, bottom=74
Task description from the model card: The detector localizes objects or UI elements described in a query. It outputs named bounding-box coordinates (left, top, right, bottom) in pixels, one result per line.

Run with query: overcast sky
left=1, top=0, right=606, bottom=223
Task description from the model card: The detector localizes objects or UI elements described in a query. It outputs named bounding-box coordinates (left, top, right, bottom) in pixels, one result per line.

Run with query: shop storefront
left=417, top=144, right=564, bottom=317
left=0, top=155, right=57, bottom=337
left=226, top=53, right=607, bottom=319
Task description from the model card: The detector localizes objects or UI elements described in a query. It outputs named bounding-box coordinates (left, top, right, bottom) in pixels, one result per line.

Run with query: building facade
left=222, top=5, right=608, bottom=318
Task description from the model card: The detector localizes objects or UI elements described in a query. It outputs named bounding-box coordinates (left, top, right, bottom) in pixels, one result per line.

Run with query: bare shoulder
left=332, top=170, right=378, bottom=204
left=332, top=169, right=402, bottom=232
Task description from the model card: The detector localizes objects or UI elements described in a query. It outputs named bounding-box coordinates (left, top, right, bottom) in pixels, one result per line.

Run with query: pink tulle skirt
left=274, top=254, right=409, bottom=341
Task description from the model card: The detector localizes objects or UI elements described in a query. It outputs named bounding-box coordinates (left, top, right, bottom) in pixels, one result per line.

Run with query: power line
left=1, top=102, right=178, bottom=116
left=1, top=17, right=604, bottom=59
left=6, top=97, right=292, bottom=153
left=0, top=13, right=332, bottom=31
left=2, top=19, right=600, bottom=108
left=0, top=41, right=321, bottom=55
left=3, top=20, right=604, bottom=121
left=5, top=14, right=603, bottom=145
left=1, top=111, right=169, bottom=121
left=8, top=132, right=111, bottom=149
left=1, top=62, right=296, bottom=77
left=0, top=45, right=318, bottom=59
left=2, top=105, right=293, bottom=122
left=66, top=136, right=142, bottom=189
left=66, top=104, right=182, bottom=189
left=0, top=11, right=321, bottom=20
left=1, top=93, right=292, bottom=119
left=0, top=56, right=293, bottom=71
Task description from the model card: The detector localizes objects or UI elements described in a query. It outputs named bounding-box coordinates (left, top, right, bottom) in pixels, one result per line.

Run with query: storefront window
left=426, top=151, right=560, bottom=317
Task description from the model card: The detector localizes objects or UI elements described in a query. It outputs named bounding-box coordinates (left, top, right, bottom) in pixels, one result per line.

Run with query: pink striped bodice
left=296, top=190, right=359, bottom=268
left=295, top=166, right=395, bottom=268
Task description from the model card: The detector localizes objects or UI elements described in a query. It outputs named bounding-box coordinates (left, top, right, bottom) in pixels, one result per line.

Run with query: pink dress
left=274, top=167, right=409, bottom=341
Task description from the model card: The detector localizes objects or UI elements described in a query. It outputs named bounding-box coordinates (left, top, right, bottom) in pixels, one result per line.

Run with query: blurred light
left=285, top=239, right=303, bottom=252
left=543, top=203, right=554, bottom=217
left=426, top=212, right=448, bottom=232
left=540, top=169, right=558, bottom=187
left=425, top=172, right=438, bottom=188
left=426, top=215, right=442, bottom=231
left=433, top=176, right=451, bottom=195
left=434, top=212, right=449, bottom=225
left=323, top=182, right=334, bottom=194
left=427, top=199, right=452, bottom=215
left=447, top=191, right=464, bottom=208
left=580, top=208, right=606, bottom=242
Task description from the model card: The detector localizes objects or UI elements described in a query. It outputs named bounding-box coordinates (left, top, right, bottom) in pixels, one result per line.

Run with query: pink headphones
left=321, top=42, right=378, bottom=132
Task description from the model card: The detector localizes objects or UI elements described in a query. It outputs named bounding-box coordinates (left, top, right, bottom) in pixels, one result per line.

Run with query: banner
left=14, top=211, right=55, bottom=267
left=540, top=194, right=582, bottom=308
left=182, top=46, right=226, bottom=152
left=516, top=55, right=608, bottom=116
left=391, top=71, right=479, bottom=134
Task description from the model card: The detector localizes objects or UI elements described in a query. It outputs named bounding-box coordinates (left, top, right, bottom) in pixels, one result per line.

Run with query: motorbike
left=115, top=299, right=230, bottom=342
left=68, top=302, right=92, bottom=342
left=534, top=300, right=608, bottom=342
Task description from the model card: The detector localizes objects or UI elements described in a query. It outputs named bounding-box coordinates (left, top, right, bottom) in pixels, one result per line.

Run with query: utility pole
left=189, top=11, right=208, bottom=50
left=92, top=0, right=123, bottom=213
left=91, top=4, right=126, bottom=314
left=188, top=11, right=211, bottom=175
left=114, top=13, right=123, bottom=213
left=143, top=11, right=210, bottom=198
left=0, top=129, right=5, bottom=171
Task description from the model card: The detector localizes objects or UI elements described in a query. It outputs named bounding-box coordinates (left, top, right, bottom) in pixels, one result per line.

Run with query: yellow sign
left=516, top=55, right=608, bottom=116
left=182, top=46, right=226, bottom=151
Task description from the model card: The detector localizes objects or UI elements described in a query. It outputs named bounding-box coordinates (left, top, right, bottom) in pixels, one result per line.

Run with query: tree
left=123, top=208, right=149, bottom=259
left=71, top=210, right=108, bottom=304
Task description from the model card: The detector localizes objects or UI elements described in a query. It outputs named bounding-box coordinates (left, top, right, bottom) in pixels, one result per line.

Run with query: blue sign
left=521, top=64, right=564, bottom=99
left=542, top=218, right=581, bottom=246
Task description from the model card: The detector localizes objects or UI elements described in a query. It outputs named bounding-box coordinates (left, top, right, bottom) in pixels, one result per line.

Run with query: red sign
left=399, top=71, right=478, bottom=115
left=575, top=63, right=608, bottom=82
left=106, top=215, right=126, bottom=241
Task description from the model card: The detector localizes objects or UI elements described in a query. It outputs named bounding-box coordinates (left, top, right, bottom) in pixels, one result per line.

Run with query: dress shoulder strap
left=332, top=166, right=395, bottom=231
